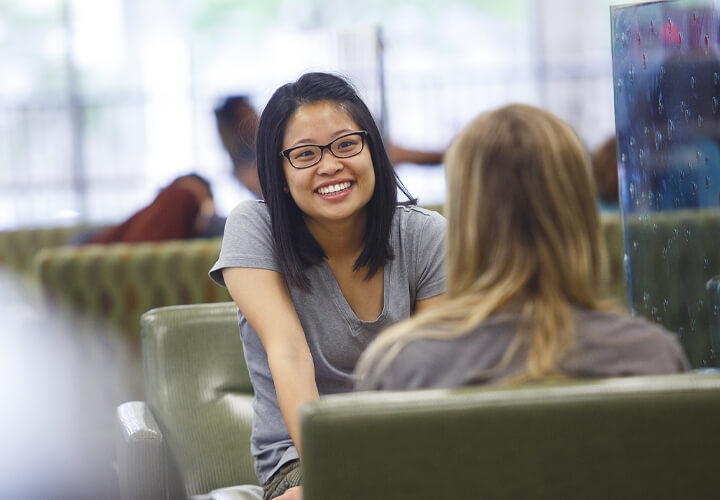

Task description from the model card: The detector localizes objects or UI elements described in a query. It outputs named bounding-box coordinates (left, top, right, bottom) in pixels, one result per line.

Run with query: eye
left=291, top=148, right=317, bottom=160
left=335, top=136, right=360, bottom=151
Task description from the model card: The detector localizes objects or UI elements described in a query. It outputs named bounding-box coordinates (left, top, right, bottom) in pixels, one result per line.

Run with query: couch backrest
left=0, top=226, right=84, bottom=273
left=301, top=373, right=720, bottom=500
left=140, top=302, right=258, bottom=497
left=34, top=238, right=232, bottom=336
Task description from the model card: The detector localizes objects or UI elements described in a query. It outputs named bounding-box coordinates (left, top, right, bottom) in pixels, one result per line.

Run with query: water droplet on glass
left=629, top=136, right=636, bottom=147
left=663, top=298, right=669, bottom=311
left=713, top=97, right=719, bottom=114
left=637, top=32, right=642, bottom=45
left=698, top=114, right=704, bottom=127
left=693, top=11, right=697, bottom=24
left=706, top=175, right=711, bottom=189
left=651, top=306, right=659, bottom=321
left=667, top=18, right=672, bottom=33
left=714, top=305, right=720, bottom=316
left=704, top=257, right=710, bottom=268
left=681, top=100, right=687, bottom=111
left=617, top=78, right=623, bottom=91
left=639, top=149, right=645, bottom=166
left=621, top=32, right=626, bottom=44
left=685, top=228, right=691, bottom=241
left=692, top=183, right=698, bottom=196
left=643, top=53, right=647, bottom=69
left=680, top=169, right=685, bottom=180
left=691, top=76, right=696, bottom=88
left=644, top=126, right=651, bottom=137
left=629, top=64, right=634, bottom=82
left=632, top=240, right=639, bottom=251
left=629, top=183, right=636, bottom=198
left=650, top=20, right=655, bottom=34
left=657, top=193, right=663, bottom=211
left=667, top=119, right=674, bottom=139
left=698, top=299, right=704, bottom=310
left=643, top=292, right=651, bottom=310
left=705, top=34, right=710, bottom=53
left=685, top=109, right=691, bottom=122
left=678, top=31, right=683, bottom=46
left=621, top=152, right=626, bottom=162
left=715, top=72, right=720, bottom=85
left=655, top=131, right=663, bottom=150
left=673, top=227, right=679, bottom=238
left=674, top=197, right=680, bottom=208
left=658, top=95, right=664, bottom=115
left=653, top=223, right=659, bottom=233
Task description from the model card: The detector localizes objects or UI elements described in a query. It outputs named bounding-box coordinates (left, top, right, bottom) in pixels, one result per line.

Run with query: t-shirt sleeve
left=411, top=209, right=447, bottom=301
left=208, top=200, right=280, bottom=287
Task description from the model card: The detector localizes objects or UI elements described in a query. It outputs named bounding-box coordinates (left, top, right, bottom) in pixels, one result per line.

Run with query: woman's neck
left=305, top=211, right=367, bottom=261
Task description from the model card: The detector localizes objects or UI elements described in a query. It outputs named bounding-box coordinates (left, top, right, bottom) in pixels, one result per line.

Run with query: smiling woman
left=209, top=72, right=447, bottom=500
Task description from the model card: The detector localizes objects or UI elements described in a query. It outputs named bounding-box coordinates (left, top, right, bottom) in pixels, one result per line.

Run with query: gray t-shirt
left=209, top=200, right=446, bottom=484
left=357, top=308, right=690, bottom=391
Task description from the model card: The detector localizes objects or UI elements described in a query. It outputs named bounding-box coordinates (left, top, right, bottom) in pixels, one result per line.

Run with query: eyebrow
left=289, top=129, right=356, bottom=148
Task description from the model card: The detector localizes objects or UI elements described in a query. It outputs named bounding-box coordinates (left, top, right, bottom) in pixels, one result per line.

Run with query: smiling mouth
left=316, top=181, right=352, bottom=195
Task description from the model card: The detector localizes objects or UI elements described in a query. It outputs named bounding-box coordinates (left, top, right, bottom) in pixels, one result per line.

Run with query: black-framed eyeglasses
left=280, top=131, right=368, bottom=169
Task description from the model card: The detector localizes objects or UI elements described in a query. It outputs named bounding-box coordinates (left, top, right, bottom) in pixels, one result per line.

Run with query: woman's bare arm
left=223, top=266, right=319, bottom=456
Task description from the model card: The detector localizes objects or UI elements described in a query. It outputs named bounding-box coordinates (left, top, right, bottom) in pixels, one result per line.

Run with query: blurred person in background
left=215, top=94, right=263, bottom=198
left=591, top=136, right=620, bottom=212
left=88, top=173, right=218, bottom=243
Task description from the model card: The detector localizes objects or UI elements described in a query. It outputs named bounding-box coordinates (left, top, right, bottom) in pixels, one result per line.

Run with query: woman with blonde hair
left=356, top=104, right=688, bottom=390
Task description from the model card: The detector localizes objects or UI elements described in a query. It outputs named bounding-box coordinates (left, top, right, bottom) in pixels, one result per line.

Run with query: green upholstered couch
left=301, top=372, right=720, bottom=500
left=24, top=208, right=720, bottom=368
left=116, top=302, right=258, bottom=500
left=34, top=238, right=231, bottom=337
left=116, top=302, right=720, bottom=500
left=26, top=212, right=624, bottom=342
left=0, top=225, right=91, bottom=274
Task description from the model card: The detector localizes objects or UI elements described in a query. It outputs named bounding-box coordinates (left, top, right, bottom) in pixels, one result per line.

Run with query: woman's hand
left=276, top=486, right=303, bottom=500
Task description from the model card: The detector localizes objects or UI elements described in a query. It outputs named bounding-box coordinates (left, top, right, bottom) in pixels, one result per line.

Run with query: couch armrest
left=116, top=401, right=166, bottom=500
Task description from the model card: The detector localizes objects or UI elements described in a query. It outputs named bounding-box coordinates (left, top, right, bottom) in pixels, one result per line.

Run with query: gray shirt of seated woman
left=357, top=308, right=690, bottom=391
left=209, top=200, right=446, bottom=485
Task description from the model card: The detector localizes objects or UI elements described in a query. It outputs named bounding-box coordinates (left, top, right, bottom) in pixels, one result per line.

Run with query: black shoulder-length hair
left=256, top=72, right=415, bottom=292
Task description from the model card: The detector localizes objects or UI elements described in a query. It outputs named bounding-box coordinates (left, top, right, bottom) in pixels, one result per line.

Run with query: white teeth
left=317, top=181, right=351, bottom=195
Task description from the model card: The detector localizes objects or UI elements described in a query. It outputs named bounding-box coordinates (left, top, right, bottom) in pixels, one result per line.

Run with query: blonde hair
left=357, top=104, right=614, bottom=384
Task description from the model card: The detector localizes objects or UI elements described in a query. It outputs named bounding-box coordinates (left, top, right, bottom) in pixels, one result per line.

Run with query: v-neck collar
left=318, top=258, right=390, bottom=332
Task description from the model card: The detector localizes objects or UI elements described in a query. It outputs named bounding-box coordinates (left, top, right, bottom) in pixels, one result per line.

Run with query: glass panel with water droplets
left=612, top=0, right=720, bottom=368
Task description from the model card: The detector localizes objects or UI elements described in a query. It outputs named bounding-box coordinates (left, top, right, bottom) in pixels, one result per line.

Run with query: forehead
left=283, top=100, right=359, bottom=145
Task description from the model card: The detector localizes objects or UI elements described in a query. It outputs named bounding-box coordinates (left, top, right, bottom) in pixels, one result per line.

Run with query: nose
left=315, top=148, right=344, bottom=175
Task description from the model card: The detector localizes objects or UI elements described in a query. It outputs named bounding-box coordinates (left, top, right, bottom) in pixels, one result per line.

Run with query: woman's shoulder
left=360, top=320, right=511, bottom=391
left=392, top=204, right=446, bottom=236
left=228, top=199, right=269, bottom=218
left=573, top=308, right=690, bottom=370
left=394, top=204, right=445, bottom=221
left=223, top=199, right=272, bottom=240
